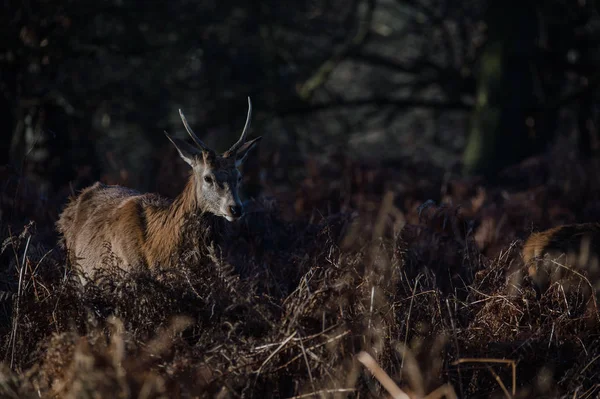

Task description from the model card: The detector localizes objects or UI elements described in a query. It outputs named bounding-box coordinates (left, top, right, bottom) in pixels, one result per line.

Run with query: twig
left=25, top=257, right=39, bottom=301
left=297, top=333, right=316, bottom=394
left=395, top=343, right=425, bottom=397
left=305, top=348, right=336, bottom=382
left=579, top=384, right=600, bottom=399
left=445, top=299, right=464, bottom=398
left=10, top=234, right=30, bottom=368
left=452, top=358, right=516, bottom=397
left=255, top=331, right=297, bottom=376
left=485, top=365, right=511, bottom=399
left=466, top=287, right=524, bottom=315
left=549, top=258, right=600, bottom=322
left=271, top=330, right=350, bottom=372
left=401, top=275, right=421, bottom=373
left=252, top=324, right=339, bottom=352
left=298, top=0, right=377, bottom=99
left=285, top=388, right=356, bottom=399
left=579, top=353, right=600, bottom=375
left=368, top=285, right=375, bottom=331
left=278, top=98, right=472, bottom=117
left=357, top=351, right=410, bottom=399
left=30, top=247, right=54, bottom=278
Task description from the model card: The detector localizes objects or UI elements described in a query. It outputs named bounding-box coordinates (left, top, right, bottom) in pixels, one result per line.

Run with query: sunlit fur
left=194, top=153, right=243, bottom=222
left=57, top=102, right=261, bottom=283
left=522, top=223, right=600, bottom=295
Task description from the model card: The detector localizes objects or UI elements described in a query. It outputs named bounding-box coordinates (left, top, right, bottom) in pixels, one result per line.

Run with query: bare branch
left=297, top=0, right=377, bottom=100
left=278, top=97, right=473, bottom=116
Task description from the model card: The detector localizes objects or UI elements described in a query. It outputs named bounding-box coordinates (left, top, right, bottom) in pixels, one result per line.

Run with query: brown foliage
left=3, top=144, right=600, bottom=397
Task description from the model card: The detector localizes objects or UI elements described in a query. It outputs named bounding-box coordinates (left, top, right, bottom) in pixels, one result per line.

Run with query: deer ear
left=164, top=132, right=202, bottom=167
left=235, top=136, right=262, bottom=167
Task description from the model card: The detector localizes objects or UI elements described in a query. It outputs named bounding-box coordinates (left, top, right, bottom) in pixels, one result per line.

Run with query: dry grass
left=2, top=145, right=600, bottom=398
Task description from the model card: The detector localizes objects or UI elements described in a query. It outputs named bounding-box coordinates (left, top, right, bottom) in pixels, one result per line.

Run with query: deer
left=56, top=97, right=261, bottom=284
left=522, top=223, right=600, bottom=297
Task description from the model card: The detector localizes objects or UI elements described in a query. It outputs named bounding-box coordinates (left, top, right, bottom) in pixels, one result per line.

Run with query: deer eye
left=237, top=176, right=242, bottom=183
left=204, top=175, right=213, bottom=184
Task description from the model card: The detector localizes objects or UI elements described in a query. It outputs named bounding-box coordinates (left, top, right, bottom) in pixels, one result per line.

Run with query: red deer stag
left=523, top=223, right=600, bottom=297
left=57, top=97, right=261, bottom=283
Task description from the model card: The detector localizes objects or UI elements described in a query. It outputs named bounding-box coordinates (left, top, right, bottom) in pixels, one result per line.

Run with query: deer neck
left=171, top=174, right=202, bottom=220
left=144, top=174, right=203, bottom=267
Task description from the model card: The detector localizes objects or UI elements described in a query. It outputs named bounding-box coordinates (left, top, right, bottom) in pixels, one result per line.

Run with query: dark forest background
left=3, top=0, right=600, bottom=227
left=5, top=1, right=600, bottom=397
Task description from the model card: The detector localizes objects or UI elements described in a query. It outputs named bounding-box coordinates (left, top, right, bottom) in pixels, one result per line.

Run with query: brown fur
left=522, top=223, right=600, bottom=295
left=56, top=100, right=262, bottom=283
left=56, top=177, right=201, bottom=281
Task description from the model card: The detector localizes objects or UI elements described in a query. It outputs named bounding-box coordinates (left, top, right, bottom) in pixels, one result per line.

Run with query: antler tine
left=178, top=109, right=213, bottom=153
left=227, top=96, right=252, bottom=154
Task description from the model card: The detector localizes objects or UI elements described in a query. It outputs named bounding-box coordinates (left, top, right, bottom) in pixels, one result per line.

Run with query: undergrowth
left=2, top=146, right=600, bottom=398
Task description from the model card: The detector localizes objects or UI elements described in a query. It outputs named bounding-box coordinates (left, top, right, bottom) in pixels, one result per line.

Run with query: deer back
left=523, top=223, right=600, bottom=296
left=57, top=97, right=262, bottom=283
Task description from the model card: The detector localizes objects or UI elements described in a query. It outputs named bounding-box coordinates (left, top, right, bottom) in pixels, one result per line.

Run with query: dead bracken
left=2, top=142, right=600, bottom=398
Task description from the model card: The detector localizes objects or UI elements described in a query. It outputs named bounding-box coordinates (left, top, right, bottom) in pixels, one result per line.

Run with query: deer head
left=165, top=97, right=261, bottom=221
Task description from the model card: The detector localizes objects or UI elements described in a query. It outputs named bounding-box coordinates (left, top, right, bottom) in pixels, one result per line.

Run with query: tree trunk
left=463, top=0, right=540, bottom=178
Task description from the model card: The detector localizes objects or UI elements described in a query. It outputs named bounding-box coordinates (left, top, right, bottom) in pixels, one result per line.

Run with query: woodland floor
left=2, top=139, right=600, bottom=398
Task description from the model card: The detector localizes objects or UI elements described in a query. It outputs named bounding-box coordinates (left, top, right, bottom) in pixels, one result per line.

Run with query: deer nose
left=229, top=204, right=243, bottom=218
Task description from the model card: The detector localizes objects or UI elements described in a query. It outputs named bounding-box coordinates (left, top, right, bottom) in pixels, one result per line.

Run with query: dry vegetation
left=2, top=139, right=600, bottom=398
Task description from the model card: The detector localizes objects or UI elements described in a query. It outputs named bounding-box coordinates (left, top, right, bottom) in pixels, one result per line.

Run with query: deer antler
left=226, top=97, right=252, bottom=154
left=178, top=109, right=214, bottom=154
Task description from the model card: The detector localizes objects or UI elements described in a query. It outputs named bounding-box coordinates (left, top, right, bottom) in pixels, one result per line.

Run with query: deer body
left=522, top=223, right=600, bottom=296
left=57, top=98, right=261, bottom=283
